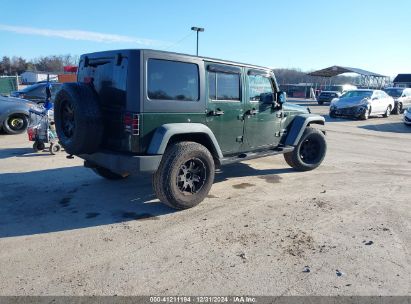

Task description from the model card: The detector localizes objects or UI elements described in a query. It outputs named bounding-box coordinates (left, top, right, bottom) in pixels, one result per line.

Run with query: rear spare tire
left=54, top=83, right=103, bottom=155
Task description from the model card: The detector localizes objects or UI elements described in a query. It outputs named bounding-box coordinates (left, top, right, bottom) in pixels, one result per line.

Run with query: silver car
left=329, top=89, right=394, bottom=120
left=0, top=96, right=36, bottom=134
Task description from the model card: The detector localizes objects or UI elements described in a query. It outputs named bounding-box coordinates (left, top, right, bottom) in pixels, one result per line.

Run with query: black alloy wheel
left=177, top=158, right=207, bottom=195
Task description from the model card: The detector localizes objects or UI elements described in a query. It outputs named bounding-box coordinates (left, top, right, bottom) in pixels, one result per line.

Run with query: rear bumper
left=80, top=152, right=162, bottom=175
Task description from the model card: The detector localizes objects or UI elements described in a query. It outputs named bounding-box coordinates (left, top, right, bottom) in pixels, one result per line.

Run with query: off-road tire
left=92, top=166, right=129, bottom=180
left=152, top=142, right=215, bottom=210
left=383, top=105, right=392, bottom=118
left=54, top=83, right=103, bottom=155
left=3, top=114, right=28, bottom=134
left=284, top=127, right=327, bottom=171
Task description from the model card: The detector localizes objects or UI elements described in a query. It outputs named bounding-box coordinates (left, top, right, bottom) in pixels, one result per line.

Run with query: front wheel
left=49, top=143, right=62, bottom=155
left=383, top=105, right=392, bottom=118
left=284, top=127, right=327, bottom=171
left=152, top=142, right=215, bottom=210
left=361, top=108, right=370, bottom=120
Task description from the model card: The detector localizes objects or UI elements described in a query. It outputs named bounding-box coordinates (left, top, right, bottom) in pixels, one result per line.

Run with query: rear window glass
left=148, top=59, right=199, bottom=101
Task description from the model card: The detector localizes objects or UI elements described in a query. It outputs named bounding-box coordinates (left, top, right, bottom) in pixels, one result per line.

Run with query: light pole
left=191, top=26, right=204, bottom=56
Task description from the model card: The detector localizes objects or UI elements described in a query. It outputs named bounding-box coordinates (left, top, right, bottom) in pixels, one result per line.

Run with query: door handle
left=246, top=109, right=259, bottom=115
left=208, top=109, right=225, bottom=116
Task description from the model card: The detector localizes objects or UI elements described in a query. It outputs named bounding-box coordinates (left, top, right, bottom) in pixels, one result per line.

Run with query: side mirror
left=261, top=93, right=274, bottom=104
left=277, top=91, right=287, bottom=104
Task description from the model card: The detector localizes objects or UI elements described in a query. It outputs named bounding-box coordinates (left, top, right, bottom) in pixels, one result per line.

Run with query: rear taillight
left=124, top=112, right=139, bottom=135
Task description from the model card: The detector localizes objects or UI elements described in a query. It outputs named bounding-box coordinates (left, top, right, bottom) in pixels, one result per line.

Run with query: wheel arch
left=147, top=123, right=224, bottom=160
left=284, top=114, right=325, bottom=146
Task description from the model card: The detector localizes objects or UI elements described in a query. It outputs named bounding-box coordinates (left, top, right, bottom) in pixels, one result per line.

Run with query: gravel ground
left=0, top=100, right=410, bottom=296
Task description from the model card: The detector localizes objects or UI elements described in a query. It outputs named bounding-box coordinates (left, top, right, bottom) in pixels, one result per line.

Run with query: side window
left=248, top=75, right=274, bottom=102
left=147, top=59, right=199, bottom=101
left=208, top=72, right=240, bottom=101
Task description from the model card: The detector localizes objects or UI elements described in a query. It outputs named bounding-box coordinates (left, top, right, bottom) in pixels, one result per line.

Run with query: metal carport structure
left=307, top=65, right=390, bottom=89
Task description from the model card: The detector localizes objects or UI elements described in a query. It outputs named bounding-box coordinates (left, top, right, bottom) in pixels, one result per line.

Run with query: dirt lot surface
left=0, top=100, right=410, bottom=296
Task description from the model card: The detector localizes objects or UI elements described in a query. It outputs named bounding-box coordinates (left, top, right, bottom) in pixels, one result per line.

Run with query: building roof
left=393, top=74, right=411, bottom=83
left=307, top=65, right=386, bottom=77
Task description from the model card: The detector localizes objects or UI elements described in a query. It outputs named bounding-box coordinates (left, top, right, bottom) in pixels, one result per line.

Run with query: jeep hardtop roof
left=81, top=49, right=273, bottom=72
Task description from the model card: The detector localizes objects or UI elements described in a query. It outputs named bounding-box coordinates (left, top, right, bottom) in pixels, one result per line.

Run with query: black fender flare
left=284, top=114, right=325, bottom=146
left=147, top=123, right=224, bottom=159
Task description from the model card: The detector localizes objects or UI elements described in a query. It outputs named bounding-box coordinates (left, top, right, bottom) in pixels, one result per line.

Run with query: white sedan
left=330, top=89, right=395, bottom=120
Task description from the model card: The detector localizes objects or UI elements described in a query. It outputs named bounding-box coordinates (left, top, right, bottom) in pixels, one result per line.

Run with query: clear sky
left=0, top=0, right=410, bottom=77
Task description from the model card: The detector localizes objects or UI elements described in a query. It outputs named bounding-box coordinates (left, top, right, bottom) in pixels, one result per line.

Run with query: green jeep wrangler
left=54, top=49, right=326, bottom=209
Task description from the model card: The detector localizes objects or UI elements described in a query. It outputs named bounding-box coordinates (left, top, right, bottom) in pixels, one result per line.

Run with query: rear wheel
left=318, top=101, right=324, bottom=105
left=284, top=127, right=327, bottom=171
left=153, top=142, right=215, bottom=210
left=394, top=102, right=403, bottom=115
left=3, top=114, right=28, bottom=134
left=92, top=166, right=129, bottom=180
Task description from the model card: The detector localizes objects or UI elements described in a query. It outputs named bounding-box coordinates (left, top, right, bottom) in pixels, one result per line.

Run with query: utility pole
left=191, top=27, right=204, bottom=56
